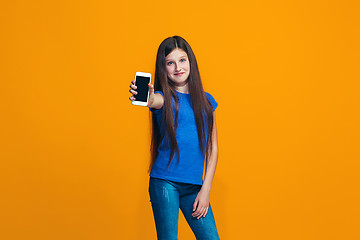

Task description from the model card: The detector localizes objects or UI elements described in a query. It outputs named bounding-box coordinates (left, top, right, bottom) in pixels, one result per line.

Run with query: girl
left=129, top=36, right=220, bottom=240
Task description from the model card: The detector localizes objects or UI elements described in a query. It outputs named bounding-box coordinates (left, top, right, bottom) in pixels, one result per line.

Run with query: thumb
left=148, top=83, right=154, bottom=94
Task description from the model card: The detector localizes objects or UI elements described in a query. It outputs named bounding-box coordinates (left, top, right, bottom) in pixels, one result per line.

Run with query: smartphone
left=132, top=72, right=151, bottom=106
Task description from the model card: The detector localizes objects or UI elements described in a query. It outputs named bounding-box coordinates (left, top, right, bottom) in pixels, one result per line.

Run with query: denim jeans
left=149, top=177, right=220, bottom=240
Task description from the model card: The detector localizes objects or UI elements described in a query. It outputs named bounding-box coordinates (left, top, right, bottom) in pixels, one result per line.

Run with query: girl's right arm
left=129, top=80, right=164, bottom=109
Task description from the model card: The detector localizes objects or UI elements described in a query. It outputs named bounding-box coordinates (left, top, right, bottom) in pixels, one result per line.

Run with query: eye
left=167, top=61, right=173, bottom=65
left=180, top=58, right=186, bottom=62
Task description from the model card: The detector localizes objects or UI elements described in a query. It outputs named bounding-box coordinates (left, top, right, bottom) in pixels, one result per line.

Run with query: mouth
left=174, top=72, right=185, bottom=76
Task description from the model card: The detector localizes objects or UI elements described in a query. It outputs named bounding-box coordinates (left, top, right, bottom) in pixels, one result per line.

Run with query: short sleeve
left=149, top=91, right=164, bottom=114
left=205, top=92, right=218, bottom=111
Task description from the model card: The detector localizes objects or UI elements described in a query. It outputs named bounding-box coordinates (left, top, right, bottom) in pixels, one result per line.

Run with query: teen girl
left=129, top=36, right=220, bottom=240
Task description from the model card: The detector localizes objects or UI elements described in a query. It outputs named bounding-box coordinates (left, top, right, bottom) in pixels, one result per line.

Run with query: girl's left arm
left=192, top=111, right=218, bottom=219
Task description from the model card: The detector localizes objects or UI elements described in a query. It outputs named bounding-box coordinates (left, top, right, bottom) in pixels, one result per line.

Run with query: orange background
left=1, top=0, right=359, bottom=239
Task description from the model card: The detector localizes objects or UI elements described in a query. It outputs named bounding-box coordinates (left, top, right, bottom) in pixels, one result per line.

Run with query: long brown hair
left=149, top=36, right=214, bottom=172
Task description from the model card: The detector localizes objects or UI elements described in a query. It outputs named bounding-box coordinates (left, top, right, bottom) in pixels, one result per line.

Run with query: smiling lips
left=175, top=72, right=185, bottom=76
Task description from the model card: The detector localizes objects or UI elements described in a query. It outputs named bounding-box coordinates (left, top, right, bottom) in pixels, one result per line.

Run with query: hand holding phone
left=130, top=72, right=151, bottom=106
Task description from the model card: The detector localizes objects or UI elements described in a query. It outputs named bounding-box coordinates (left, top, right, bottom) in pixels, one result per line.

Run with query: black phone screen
left=135, top=76, right=150, bottom=102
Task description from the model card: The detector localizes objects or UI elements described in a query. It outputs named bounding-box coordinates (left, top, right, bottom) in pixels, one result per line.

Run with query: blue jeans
left=149, top=177, right=220, bottom=240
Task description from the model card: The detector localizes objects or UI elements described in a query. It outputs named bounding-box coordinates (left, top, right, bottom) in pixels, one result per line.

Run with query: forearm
left=202, top=112, right=218, bottom=193
left=201, top=146, right=218, bottom=193
left=148, top=93, right=164, bottom=109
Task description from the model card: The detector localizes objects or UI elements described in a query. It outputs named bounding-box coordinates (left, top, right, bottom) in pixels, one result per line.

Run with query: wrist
left=201, top=185, right=211, bottom=193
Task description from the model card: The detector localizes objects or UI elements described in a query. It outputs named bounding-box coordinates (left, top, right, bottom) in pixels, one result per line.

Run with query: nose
left=175, top=63, right=181, bottom=72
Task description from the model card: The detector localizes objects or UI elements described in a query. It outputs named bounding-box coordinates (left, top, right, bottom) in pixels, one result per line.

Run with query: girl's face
left=165, top=48, right=190, bottom=86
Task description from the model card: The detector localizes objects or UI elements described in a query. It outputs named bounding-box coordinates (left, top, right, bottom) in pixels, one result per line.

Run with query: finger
left=193, top=199, right=199, bottom=212
left=129, top=96, right=135, bottom=101
left=204, top=208, right=209, bottom=218
left=129, top=89, right=137, bottom=95
left=193, top=204, right=209, bottom=217
left=196, top=208, right=207, bottom=219
left=199, top=208, right=208, bottom=219
left=130, top=80, right=136, bottom=88
left=192, top=207, right=203, bottom=217
left=130, top=84, right=137, bottom=90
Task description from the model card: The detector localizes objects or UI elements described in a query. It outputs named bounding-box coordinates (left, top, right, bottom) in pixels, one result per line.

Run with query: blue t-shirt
left=149, top=91, right=218, bottom=185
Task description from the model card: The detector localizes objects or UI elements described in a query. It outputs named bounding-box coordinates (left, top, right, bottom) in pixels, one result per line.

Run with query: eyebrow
left=165, top=55, right=188, bottom=61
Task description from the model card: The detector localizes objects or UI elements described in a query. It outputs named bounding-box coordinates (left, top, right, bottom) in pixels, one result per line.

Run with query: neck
left=169, top=79, right=189, bottom=93
left=175, top=84, right=189, bottom=93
